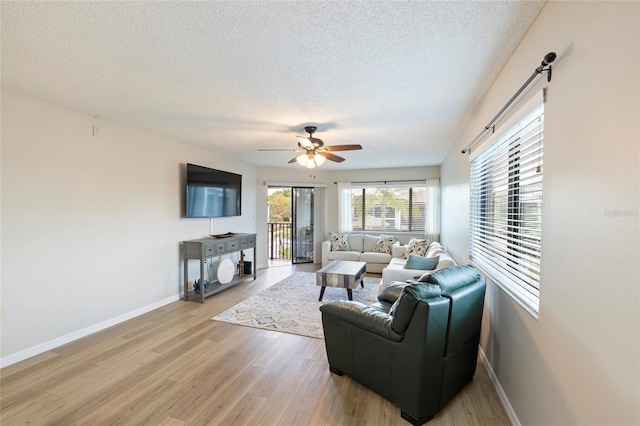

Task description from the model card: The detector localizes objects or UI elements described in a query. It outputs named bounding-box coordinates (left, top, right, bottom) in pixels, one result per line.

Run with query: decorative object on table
left=217, top=258, right=235, bottom=284
left=211, top=272, right=380, bottom=339
left=210, top=231, right=237, bottom=238
left=193, top=278, right=211, bottom=294
left=237, top=250, right=245, bottom=277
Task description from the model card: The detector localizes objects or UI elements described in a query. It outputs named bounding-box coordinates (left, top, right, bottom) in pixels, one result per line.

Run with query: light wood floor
left=1, top=264, right=509, bottom=426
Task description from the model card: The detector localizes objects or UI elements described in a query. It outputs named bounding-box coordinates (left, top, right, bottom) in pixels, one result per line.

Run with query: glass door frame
left=291, top=187, right=314, bottom=264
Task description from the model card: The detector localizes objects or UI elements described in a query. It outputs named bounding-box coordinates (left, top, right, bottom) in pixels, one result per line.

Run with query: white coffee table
left=316, top=260, right=367, bottom=301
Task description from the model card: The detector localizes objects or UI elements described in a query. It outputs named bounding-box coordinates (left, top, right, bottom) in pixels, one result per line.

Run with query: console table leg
left=200, top=260, right=206, bottom=304
left=184, top=259, right=189, bottom=301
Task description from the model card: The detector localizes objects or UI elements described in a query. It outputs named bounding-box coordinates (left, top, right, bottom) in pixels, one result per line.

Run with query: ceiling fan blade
left=323, top=144, right=363, bottom=152
left=323, top=152, right=346, bottom=163
left=296, top=136, right=314, bottom=150
left=288, top=155, right=302, bottom=164
left=257, top=148, right=301, bottom=152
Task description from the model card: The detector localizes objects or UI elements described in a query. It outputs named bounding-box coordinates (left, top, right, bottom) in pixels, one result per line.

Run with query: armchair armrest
left=320, top=301, right=403, bottom=342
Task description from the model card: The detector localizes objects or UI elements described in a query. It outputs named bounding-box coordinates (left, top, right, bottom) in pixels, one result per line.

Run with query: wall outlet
left=92, top=125, right=101, bottom=137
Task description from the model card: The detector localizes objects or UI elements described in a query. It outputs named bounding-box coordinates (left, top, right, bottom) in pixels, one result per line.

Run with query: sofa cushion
left=426, top=243, right=444, bottom=257
left=347, top=234, right=364, bottom=252
left=360, top=251, right=393, bottom=264
left=327, top=251, right=361, bottom=262
left=329, top=233, right=350, bottom=251
left=433, top=252, right=455, bottom=269
left=403, top=238, right=430, bottom=258
left=392, top=244, right=407, bottom=258
left=404, top=254, right=439, bottom=270
left=363, top=234, right=378, bottom=252
left=374, top=234, right=397, bottom=254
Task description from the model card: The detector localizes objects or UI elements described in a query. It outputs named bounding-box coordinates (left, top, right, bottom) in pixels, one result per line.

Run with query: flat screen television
left=185, top=163, right=242, bottom=218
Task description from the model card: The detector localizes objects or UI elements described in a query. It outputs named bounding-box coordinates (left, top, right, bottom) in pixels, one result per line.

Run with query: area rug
left=211, top=271, right=381, bottom=339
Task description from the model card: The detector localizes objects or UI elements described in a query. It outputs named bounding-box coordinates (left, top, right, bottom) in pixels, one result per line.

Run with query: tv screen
left=185, top=163, right=242, bottom=218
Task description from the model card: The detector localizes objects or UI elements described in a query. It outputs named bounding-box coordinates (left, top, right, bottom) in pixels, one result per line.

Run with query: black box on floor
left=243, top=261, right=252, bottom=274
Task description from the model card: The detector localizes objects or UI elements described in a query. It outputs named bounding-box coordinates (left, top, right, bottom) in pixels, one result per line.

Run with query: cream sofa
left=321, top=234, right=399, bottom=273
left=380, top=241, right=457, bottom=289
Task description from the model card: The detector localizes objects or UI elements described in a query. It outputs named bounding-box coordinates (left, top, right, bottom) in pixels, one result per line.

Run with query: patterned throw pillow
left=329, top=233, right=350, bottom=251
left=403, top=238, right=430, bottom=259
left=373, top=234, right=397, bottom=254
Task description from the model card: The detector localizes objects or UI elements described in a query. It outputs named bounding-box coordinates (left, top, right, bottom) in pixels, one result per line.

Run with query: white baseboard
left=479, top=347, right=520, bottom=426
left=0, top=293, right=181, bottom=368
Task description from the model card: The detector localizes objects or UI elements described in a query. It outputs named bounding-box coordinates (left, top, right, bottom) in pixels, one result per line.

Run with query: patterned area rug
left=211, top=271, right=381, bottom=339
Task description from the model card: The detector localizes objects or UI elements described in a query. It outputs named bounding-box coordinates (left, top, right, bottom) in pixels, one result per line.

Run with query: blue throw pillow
left=404, top=254, right=439, bottom=270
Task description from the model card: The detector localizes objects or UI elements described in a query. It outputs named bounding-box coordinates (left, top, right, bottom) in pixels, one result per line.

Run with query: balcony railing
left=268, top=222, right=292, bottom=260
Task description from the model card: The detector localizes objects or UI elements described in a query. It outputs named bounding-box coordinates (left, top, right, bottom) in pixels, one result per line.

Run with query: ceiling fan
left=258, top=126, right=362, bottom=168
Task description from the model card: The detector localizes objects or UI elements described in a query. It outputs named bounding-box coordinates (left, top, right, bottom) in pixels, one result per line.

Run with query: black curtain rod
left=461, top=52, right=556, bottom=155
left=333, top=179, right=426, bottom=184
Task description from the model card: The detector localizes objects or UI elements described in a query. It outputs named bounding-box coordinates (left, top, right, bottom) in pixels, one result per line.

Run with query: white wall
left=1, top=89, right=258, bottom=363
left=440, top=2, right=639, bottom=424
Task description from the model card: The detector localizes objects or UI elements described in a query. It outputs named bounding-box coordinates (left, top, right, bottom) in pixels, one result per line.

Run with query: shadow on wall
left=481, top=278, right=630, bottom=425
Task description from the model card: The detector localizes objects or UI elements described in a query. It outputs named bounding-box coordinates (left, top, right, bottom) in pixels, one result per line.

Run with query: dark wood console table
left=183, top=233, right=256, bottom=303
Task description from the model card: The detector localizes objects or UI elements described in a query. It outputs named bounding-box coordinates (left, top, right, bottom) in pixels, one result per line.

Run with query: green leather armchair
left=319, top=265, right=486, bottom=425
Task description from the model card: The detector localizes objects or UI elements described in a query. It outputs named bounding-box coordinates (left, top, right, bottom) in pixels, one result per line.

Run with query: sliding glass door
left=291, top=187, right=314, bottom=264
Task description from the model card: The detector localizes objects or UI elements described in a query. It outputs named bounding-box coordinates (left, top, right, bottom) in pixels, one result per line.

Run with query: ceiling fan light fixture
left=313, top=153, right=326, bottom=166
left=303, top=153, right=317, bottom=168
left=296, top=154, right=308, bottom=166
left=263, top=126, right=361, bottom=167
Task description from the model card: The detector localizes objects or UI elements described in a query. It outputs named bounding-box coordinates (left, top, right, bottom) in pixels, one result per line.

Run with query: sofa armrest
left=382, top=264, right=429, bottom=286
left=320, top=301, right=403, bottom=342
left=321, top=240, right=331, bottom=267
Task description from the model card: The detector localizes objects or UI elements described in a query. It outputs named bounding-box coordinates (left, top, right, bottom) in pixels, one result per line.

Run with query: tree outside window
left=350, top=186, right=425, bottom=232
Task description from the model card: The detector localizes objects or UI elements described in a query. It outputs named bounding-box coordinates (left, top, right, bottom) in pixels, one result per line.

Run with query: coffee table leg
left=347, top=289, right=353, bottom=300
left=319, top=286, right=326, bottom=301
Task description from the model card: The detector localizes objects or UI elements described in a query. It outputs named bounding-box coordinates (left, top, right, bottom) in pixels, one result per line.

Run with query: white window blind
left=470, top=102, right=544, bottom=314
left=350, top=183, right=426, bottom=232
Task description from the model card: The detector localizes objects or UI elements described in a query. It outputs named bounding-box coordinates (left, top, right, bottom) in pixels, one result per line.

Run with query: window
left=469, top=102, right=544, bottom=315
left=350, top=184, right=426, bottom=232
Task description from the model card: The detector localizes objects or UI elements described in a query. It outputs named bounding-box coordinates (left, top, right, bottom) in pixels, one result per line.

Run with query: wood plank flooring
left=1, top=264, right=509, bottom=425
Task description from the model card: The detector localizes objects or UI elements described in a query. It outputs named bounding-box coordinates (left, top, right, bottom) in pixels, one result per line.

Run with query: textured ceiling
left=1, top=1, right=545, bottom=170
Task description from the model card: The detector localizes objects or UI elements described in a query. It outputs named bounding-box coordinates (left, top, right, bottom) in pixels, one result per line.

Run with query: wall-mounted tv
left=185, top=163, right=242, bottom=218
